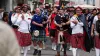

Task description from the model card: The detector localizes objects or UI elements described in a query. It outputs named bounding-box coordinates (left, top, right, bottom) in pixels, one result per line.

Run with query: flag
left=61, top=4, right=64, bottom=8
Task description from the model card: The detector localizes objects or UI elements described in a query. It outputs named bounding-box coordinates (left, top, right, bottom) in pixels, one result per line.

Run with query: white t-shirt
left=93, top=15, right=99, bottom=35
left=93, top=16, right=98, bottom=25
left=70, top=16, right=84, bottom=34
left=18, top=13, right=32, bottom=33
left=11, top=13, right=22, bottom=26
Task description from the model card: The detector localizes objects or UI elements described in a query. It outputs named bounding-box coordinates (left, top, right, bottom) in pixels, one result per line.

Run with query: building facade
left=1, top=0, right=99, bottom=12
left=84, top=0, right=95, bottom=5
left=0, top=0, right=29, bottom=12
left=84, top=0, right=100, bottom=7
left=95, top=0, right=100, bottom=7
left=0, top=0, right=13, bottom=12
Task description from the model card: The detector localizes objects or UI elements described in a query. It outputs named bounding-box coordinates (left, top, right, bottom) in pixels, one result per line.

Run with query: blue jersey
left=30, top=14, right=44, bottom=31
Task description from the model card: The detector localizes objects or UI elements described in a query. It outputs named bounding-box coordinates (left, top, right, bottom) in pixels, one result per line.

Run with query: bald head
left=35, top=8, right=41, bottom=14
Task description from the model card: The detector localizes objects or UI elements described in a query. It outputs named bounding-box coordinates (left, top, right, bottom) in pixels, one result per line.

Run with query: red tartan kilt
left=70, top=33, right=84, bottom=49
left=13, top=28, right=20, bottom=45
left=63, top=31, right=71, bottom=43
left=55, top=30, right=70, bottom=44
left=95, top=36, right=100, bottom=49
left=18, top=32, right=32, bottom=47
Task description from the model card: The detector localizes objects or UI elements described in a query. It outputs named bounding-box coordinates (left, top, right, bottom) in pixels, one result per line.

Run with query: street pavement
left=21, top=48, right=95, bottom=56
left=21, top=37, right=96, bottom=56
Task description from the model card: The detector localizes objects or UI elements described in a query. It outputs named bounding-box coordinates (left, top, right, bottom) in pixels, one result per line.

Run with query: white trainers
left=21, top=50, right=24, bottom=54
left=61, top=48, right=64, bottom=51
left=69, top=47, right=72, bottom=51
left=52, top=44, right=54, bottom=50
left=21, top=47, right=24, bottom=54
left=53, top=45, right=56, bottom=51
left=28, top=46, right=31, bottom=51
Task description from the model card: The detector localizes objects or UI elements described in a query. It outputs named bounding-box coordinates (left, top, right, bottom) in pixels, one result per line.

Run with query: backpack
left=96, top=20, right=100, bottom=33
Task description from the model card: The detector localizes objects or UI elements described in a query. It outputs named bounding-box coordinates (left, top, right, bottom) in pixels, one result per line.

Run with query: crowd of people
left=0, top=3, right=100, bottom=56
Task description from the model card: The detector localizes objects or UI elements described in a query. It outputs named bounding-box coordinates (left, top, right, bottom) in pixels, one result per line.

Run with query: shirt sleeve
left=54, top=15, right=60, bottom=24
left=11, top=14, right=16, bottom=24
left=32, top=15, right=36, bottom=22
left=54, top=15, right=59, bottom=25
left=54, top=16, right=57, bottom=22
left=93, top=16, right=97, bottom=25
left=70, top=17, right=76, bottom=28
left=78, top=22, right=84, bottom=26
left=11, top=14, right=22, bottom=25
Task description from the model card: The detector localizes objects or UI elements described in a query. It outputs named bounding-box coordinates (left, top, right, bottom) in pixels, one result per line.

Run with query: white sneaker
left=42, top=41, right=46, bottom=49
left=21, top=47, right=24, bottom=54
left=21, top=50, right=24, bottom=54
left=28, top=46, right=31, bottom=51
left=61, top=48, right=64, bottom=51
left=69, top=47, right=72, bottom=51
left=52, top=44, right=55, bottom=50
left=53, top=45, right=56, bottom=51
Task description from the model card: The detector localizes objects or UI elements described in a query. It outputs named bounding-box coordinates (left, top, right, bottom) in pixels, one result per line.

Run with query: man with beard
left=17, top=4, right=32, bottom=56
left=70, top=7, right=91, bottom=56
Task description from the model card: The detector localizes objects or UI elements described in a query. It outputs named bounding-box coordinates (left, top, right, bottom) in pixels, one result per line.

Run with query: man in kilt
left=70, top=7, right=85, bottom=56
left=54, top=8, right=70, bottom=56
left=91, top=12, right=100, bottom=56
left=16, top=4, right=32, bottom=56
left=30, top=8, right=47, bottom=56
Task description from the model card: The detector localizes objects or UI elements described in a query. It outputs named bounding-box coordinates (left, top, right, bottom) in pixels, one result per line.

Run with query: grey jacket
left=0, top=21, right=20, bottom=56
